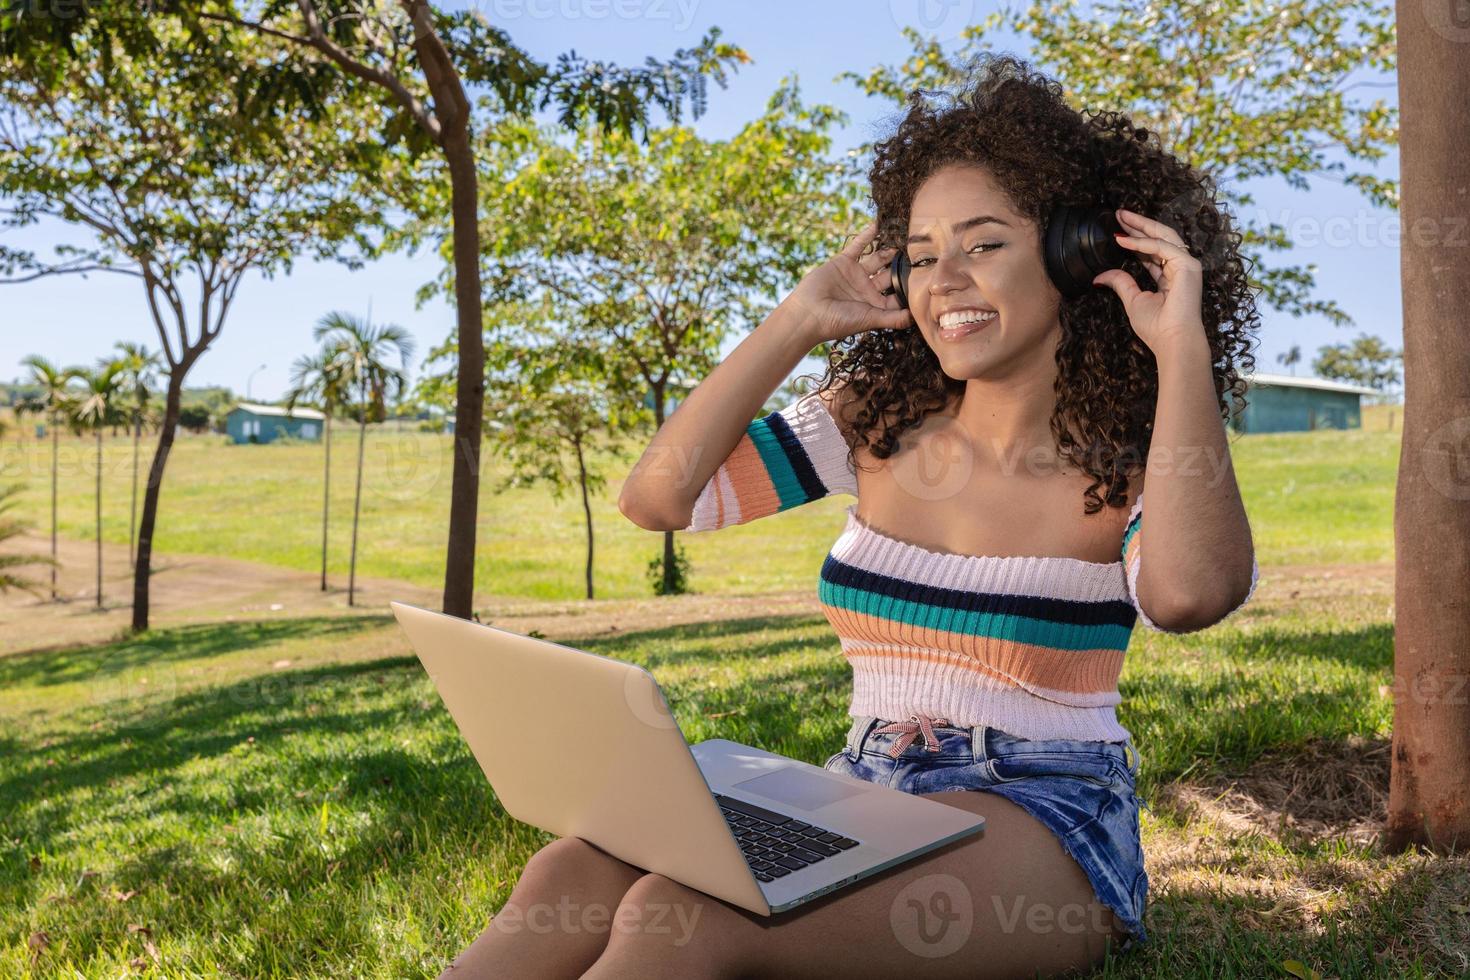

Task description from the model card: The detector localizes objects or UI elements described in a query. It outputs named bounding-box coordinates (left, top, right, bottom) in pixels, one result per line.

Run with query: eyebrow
left=906, top=215, right=1013, bottom=244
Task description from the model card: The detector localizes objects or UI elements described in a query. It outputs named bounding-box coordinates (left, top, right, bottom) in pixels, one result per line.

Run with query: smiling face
left=904, top=162, right=1062, bottom=381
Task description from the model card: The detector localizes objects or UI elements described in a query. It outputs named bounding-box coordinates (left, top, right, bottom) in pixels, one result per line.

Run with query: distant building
left=1230, top=372, right=1383, bottom=433
left=225, top=402, right=325, bottom=444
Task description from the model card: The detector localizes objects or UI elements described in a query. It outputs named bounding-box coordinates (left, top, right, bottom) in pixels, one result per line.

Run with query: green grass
left=3, top=587, right=1458, bottom=977
left=0, top=423, right=1398, bottom=604
left=5, top=422, right=1453, bottom=976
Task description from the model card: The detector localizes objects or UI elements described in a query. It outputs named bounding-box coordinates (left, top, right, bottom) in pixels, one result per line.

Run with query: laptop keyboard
left=714, top=794, right=860, bottom=883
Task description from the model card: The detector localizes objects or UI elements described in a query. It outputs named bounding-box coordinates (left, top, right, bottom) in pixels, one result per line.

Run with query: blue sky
left=2, top=0, right=1400, bottom=401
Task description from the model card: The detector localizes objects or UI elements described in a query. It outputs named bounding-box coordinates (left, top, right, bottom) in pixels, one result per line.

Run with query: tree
left=463, top=83, right=857, bottom=593
left=186, top=0, right=750, bottom=621
left=18, top=355, right=79, bottom=601
left=72, top=360, right=126, bottom=610
left=111, top=341, right=163, bottom=569
left=315, top=311, right=413, bottom=608
left=840, top=0, right=1397, bottom=326
left=424, top=297, right=643, bottom=600
left=1387, top=0, right=1470, bottom=853
left=1314, top=333, right=1401, bottom=395
left=285, top=344, right=350, bottom=592
left=1276, top=344, right=1302, bottom=376
left=0, top=9, right=389, bottom=631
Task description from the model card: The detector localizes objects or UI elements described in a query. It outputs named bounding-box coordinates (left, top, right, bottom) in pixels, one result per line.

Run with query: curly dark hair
left=810, top=52, right=1260, bottom=516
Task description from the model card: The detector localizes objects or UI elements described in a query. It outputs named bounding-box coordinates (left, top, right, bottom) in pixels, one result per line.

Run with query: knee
left=595, top=875, right=739, bottom=976
left=520, top=835, right=612, bottom=886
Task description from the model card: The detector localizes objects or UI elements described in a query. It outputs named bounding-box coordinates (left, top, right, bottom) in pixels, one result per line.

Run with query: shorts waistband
left=841, top=712, right=1141, bottom=775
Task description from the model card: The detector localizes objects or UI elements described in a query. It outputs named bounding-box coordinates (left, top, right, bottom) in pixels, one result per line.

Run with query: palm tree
left=285, top=346, right=350, bottom=593
left=112, top=342, right=163, bottom=570
left=1276, top=344, right=1302, bottom=376
left=20, top=355, right=81, bottom=601
left=74, top=361, right=126, bottom=611
left=314, top=311, right=414, bottom=608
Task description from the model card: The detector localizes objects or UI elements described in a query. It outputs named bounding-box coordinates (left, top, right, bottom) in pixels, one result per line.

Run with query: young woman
left=443, top=53, right=1260, bottom=979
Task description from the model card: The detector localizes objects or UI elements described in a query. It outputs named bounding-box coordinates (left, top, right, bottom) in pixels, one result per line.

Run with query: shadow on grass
left=0, top=615, right=394, bottom=689
left=2, top=611, right=1410, bottom=976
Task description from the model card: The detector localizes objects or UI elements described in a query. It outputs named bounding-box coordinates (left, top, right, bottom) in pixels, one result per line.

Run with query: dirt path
left=0, top=530, right=1393, bottom=656
left=0, top=532, right=826, bottom=655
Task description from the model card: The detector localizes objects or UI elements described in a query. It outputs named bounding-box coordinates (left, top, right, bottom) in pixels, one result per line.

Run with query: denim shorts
left=821, top=713, right=1150, bottom=949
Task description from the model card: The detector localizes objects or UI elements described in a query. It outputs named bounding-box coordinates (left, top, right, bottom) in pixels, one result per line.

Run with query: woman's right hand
left=782, top=221, right=915, bottom=346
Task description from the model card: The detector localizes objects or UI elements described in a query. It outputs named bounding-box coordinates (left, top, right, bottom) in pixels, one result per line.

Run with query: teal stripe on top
left=819, top=579, right=1134, bottom=652
left=1122, top=511, right=1141, bottom=558
left=746, top=417, right=807, bottom=511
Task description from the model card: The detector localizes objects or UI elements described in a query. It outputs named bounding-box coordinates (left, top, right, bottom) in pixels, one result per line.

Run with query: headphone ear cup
left=1044, top=205, right=1129, bottom=299
left=889, top=249, right=912, bottom=310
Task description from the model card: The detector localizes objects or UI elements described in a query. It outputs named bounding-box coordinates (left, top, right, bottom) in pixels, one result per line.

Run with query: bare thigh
left=586, top=790, right=1131, bottom=980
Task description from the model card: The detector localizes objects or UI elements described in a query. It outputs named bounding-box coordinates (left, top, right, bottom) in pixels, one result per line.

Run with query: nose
left=926, top=247, right=972, bottom=300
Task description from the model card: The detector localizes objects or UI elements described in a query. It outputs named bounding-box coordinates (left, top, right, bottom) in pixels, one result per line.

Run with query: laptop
left=389, top=601, right=985, bottom=916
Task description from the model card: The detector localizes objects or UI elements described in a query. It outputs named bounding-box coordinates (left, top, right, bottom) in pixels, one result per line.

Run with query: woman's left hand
left=1091, top=208, right=1206, bottom=355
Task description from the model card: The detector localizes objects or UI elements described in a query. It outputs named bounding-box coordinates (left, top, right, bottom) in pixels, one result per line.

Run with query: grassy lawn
left=4, top=421, right=1465, bottom=976
left=0, top=420, right=1396, bottom=603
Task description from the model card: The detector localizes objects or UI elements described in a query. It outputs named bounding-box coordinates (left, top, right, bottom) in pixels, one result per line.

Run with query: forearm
left=617, top=303, right=820, bottom=530
left=1137, top=336, right=1257, bottom=622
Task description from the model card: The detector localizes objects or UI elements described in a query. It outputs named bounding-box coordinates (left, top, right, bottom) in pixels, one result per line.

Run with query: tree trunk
left=650, top=386, right=678, bottom=594
left=95, top=426, right=103, bottom=610
left=321, top=411, right=332, bottom=592
left=132, top=372, right=185, bottom=632
left=348, top=411, right=367, bottom=608
left=1385, top=0, right=1470, bottom=853
left=438, top=123, right=486, bottom=620
left=49, top=412, right=58, bottom=602
left=576, top=437, right=594, bottom=600
left=129, top=411, right=140, bottom=570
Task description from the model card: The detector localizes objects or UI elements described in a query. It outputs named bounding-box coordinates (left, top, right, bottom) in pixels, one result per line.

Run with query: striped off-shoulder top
left=680, top=391, right=1259, bottom=742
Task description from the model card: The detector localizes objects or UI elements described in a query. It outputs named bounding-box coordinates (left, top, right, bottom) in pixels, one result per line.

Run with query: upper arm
left=1122, top=489, right=1260, bottom=634
left=681, top=388, right=858, bottom=533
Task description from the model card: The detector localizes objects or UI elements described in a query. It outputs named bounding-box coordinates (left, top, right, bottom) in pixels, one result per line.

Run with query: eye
left=909, top=242, right=1003, bottom=267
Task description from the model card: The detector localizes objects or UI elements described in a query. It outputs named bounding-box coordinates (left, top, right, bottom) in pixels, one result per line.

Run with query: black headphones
left=885, top=140, right=1129, bottom=308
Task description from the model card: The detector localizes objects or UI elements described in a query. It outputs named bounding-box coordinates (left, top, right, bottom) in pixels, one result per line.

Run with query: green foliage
left=1313, top=332, right=1401, bottom=393
left=646, top=538, right=692, bottom=596
left=313, top=311, right=414, bottom=424
left=0, top=5, right=392, bottom=323
left=838, top=0, right=1397, bottom=327
left=177, top=405, right=212, bottom=432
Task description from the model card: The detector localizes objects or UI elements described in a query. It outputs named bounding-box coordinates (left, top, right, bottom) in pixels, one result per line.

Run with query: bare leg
left=439, top=836, right=647, bottom=979
left=582, top=791, right=1134, bottom=980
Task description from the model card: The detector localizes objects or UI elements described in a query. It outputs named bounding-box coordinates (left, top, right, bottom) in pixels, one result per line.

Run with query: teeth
left=939, top=310, right=997, bottom=329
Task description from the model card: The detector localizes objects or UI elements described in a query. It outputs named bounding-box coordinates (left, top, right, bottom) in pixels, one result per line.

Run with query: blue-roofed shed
left=225, top=402, right=326, bottom=444
left=1229, top=372, right=1383, bottom=433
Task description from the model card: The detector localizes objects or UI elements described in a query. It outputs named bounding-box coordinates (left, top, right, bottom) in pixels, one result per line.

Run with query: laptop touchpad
left=733, top=766, right=866, bottom=811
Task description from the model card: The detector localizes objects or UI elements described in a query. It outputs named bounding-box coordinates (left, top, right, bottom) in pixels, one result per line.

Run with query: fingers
left=867, top=262, right=893, bottom=294
left=1116, top=208, right=1186, bottom=250
left=842, top=221, right=880, bottom=261
left=1113, top=233, right=1199, bottom=272
left=1092, top=268, right=1143, bottom=307
left=858, top=243, right=897, bottom=276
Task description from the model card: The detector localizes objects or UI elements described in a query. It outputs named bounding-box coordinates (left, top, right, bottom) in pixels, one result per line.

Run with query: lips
left=938, top=316, right=995, bottom=341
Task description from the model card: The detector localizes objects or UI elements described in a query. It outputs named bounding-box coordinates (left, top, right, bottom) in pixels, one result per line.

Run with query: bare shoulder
left=813, top=380, right=861, bottom=446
